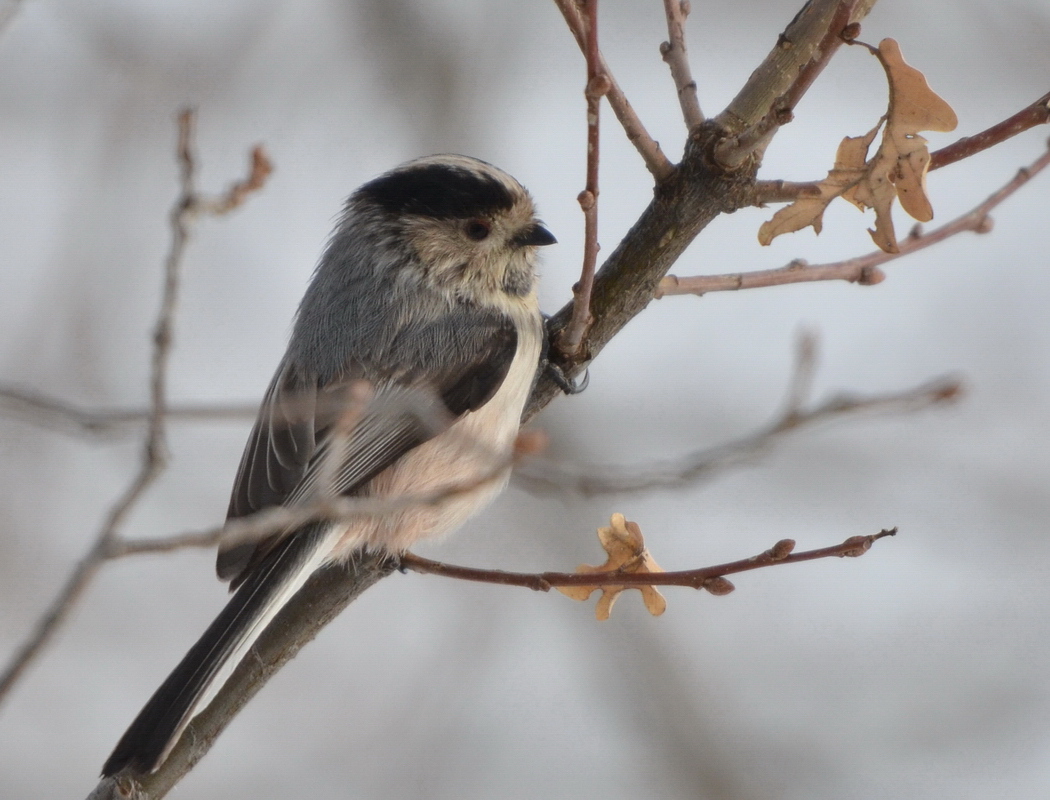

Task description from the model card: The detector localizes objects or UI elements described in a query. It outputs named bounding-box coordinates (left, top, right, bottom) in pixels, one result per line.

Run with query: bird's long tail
left=101, top=523, right=339, bottom=777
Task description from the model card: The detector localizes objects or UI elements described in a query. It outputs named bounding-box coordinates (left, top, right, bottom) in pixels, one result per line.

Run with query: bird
left=102, top=154, right=555, bottom=777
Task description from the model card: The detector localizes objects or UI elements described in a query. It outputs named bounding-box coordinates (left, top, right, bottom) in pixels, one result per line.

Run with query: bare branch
left=515, top=358, right=961, bottom=498
left=659, top=141, right=1050, bottom=299
left=106, top=531, right=222, bottom=559
left=713, top=0, right=870, bottom=167
left=197, top=145, right=274, bottom=215
left=399, top=528, right=897, bottom=592
left=555, top=0, right=606, bottom=359
left=529, top=2, right=876, bottom=414
left=749, top=83, right=1048, bottom=208
left=782, top=327, right=819, bottom=415
left=660, top=0, right=704, bottom=129
left=552, top=0, right=675, bottom=181
left=0, top=110, right=271, bottom=709
left=151, top=446, right=518, bottom=564
left=0, top=385, right=258, bottom=437
left=109, top=551, right=396, bottom=800
left=930, top=89, right=1050, bottom=171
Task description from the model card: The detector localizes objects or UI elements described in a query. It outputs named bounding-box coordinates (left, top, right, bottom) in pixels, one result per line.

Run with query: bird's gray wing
left=218, top=309, right=521, bottom=587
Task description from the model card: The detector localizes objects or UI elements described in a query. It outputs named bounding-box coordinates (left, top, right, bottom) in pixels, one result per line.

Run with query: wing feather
left=218, top=308, right=522, bottom=587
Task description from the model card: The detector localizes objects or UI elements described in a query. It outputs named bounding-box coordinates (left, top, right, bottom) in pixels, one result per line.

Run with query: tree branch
left=660, top=0, right=704, bottom=129
left=930, top=89, right=1050, bottom=171
left=555, top=0, right=606, bottom=358
left=659, top=141, right=1050, bottom=298
left=93, top=552, right=396, bottom=800
left=399, top=529, right=897, bottom=592
left=534, top=0, right=878, bottom=405
left=516, top=333, right=961, bottom=497
left=713, top=0, right=870, bottom=167
left=0, top=110, right=271, bottom=710
left=0, top=385, right=258, bottom=438
left=551, top=0, right=675, bottom=181
left=749, top=90, right=1050, bottom=208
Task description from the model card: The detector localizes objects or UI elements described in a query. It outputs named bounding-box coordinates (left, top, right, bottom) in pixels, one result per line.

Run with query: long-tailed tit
left=102, top=155, right=555, bottom=776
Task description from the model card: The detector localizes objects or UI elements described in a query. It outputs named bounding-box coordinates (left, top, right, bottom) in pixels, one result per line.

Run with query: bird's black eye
left=465, top=219, right=491, bottom=241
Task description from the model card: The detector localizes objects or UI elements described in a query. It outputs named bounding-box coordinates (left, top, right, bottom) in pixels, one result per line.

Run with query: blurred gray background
left=1, top=0, right=1049, bottom=797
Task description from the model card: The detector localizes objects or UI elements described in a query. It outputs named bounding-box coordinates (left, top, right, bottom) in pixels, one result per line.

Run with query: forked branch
left=552, top=0, right=674, bottom=180
left=660, top=141, right=1050, bottom=298
left=0, top=110, right=271, bottom=709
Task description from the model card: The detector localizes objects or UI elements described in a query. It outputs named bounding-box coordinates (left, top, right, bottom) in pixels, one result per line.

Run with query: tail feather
left=101, top=524, right=337, bottom=777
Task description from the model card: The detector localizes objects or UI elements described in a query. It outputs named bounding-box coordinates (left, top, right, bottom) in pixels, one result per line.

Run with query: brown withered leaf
left=557, top=513, right=666, bottom=620
left=760, top=37, right=958, bottom=253
left=758, top=123, right=879, bottom=245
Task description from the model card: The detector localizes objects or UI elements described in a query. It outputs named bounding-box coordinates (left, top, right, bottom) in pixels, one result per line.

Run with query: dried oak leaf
left=557, top=513, right=666, bottom=621
left=759, top=37, right=958, bottom=253
left=843, top=38, right=958, bottom=251
left=758, top=123, right=879, bottom=245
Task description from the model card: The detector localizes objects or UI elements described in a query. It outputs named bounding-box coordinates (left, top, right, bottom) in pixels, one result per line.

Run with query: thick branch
left=534, top=2, right=877, bottom=403
left=94, top=553, right=396, bottom=800
left=530, top=121, right=760, bottom=417
left=713, top=0, right=874, bottom=166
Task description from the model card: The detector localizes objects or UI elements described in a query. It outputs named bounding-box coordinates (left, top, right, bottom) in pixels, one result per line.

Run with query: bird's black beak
left=513, top=223, right=557, bottom=248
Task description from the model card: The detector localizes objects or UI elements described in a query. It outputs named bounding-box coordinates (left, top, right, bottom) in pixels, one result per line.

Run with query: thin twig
left=399, top=528, right=896, bottom=592
left=751, top=89, right=1050, bottom=208
left=555, top=0, right=605, bottom=359
left=0, top=385, right=258, bottom=437
left=660, top=142, right=1050, bottom=298
left=660, top=0, right=703, bottom=129
left=107, top=530, right=223, bottom=558
left=0, top=110, right=271, bottom=708
left=930, top=89, right=1050, bottom=171
left=552, top=0, right=675, bottom=181
left=159, top=446, right=519, bottom=560
left=782, top=328, right=819, bottom=416
left=198, top=145, right=274, bottom=215
left=0, top=110, right=195, bottom=704
left=514, top=356, right=961, bottom=498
